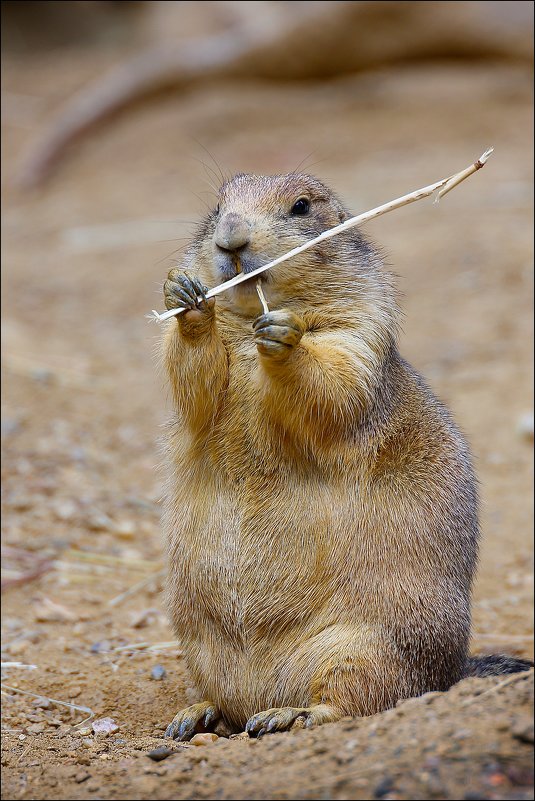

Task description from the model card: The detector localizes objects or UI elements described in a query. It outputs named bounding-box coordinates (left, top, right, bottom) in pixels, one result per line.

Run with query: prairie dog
left=160, top=173, right=531, bottom=740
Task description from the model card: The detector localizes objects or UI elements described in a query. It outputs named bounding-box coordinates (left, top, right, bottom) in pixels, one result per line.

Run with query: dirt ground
left=1, top=6, right=534, bottom=799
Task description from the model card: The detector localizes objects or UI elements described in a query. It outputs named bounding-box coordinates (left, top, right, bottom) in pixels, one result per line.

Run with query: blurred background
left=1, top=2, right=533, bottom=796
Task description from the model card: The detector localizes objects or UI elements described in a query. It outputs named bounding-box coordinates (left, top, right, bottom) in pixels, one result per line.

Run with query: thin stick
left=460, top=669, right=533, bottom=708
left=0, top=684, right=94, bottom=718
left=110, top=640, right=179, bottom=653
left=256, top=280, right=269, bottom=314
left=107, top=569, right=165, bottom=608
left=149, top=149, right=493, bottom=322
left=473, top=633, right=534, bottom=641
left=63, top=548, right=162, bottom=570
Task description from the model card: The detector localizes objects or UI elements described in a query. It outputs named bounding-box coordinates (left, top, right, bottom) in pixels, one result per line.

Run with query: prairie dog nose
left=215, top=212, right=250, bottom=252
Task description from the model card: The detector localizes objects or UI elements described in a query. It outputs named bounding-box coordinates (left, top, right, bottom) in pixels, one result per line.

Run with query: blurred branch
left=15, top=1, right=531, bottom=189
left=16, top=1, right=329, bottom=188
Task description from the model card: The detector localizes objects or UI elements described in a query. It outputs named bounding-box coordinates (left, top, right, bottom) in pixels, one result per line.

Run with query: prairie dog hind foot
left=165, top=701, right=222, bottom=741
left=245, top=704, right=341, bottom=737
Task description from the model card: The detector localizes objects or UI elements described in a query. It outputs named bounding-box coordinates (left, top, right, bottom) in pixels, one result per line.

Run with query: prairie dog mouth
left=213, top=248, right=271, bottom=309
left=222, top=253, right=269, bottom=287
left=232, top=254, right=242, bottom=275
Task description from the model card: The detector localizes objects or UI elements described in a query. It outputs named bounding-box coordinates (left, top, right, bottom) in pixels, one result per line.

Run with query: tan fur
left=160, top=173, right=479, bottom=734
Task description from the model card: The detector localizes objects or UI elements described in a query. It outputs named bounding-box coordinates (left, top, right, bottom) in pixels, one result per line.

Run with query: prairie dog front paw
left=253, top=309, right=304, bottom=360
left=164, top=270, right=214, bottom=311
left=164, top=270, right=215, bottom=333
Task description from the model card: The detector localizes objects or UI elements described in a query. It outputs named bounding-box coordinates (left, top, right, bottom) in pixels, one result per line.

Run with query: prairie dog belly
left=166, top=463, right=367, bottom=726
left=165, top=467, right=243, bottom=642
left=166, top=464, right=356, bottom=632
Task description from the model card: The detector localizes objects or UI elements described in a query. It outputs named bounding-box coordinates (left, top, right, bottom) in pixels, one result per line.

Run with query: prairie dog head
left=185, top=172, right=392, bottom=322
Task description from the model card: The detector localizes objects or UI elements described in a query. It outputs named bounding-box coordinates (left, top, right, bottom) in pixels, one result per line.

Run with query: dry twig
left=110, top=640, right=179, bottom=653
left=1, top=684, right=94, bottom=721
left=150, top=149, right=493, bottom=322
left=460, top=669, right=533, bottom=708
left=107, top=569, right=165, bottom=608
left=473, top=633, right=534, bottom=642
left=63, top=548, right=162, bottom=571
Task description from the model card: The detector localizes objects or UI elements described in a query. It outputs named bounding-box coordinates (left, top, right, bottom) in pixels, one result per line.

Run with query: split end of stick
left=149, top=304, right=190, bottom=322
left=256, top=281, right=269, bottom=314
left=436, top=147, right=494, bottom=202
left=476, top=147, right=494, bottom=167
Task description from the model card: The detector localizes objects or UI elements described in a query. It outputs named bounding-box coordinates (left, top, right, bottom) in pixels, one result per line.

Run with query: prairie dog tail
left=464, top=654, right=534, bottom=678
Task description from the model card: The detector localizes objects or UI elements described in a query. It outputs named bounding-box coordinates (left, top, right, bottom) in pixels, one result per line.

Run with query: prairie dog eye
left=290, top=197, right=310, bottom=216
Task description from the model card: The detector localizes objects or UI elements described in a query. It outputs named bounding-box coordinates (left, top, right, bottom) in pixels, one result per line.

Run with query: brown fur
left=160, top=173, right=480, bottom=736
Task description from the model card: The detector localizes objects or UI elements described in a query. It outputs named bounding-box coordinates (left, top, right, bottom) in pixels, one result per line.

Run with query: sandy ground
left=1, top=31, right=534, bottom=801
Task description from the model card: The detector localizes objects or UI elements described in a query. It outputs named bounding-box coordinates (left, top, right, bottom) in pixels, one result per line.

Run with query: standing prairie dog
left=161, top=173, right=531, bottom=740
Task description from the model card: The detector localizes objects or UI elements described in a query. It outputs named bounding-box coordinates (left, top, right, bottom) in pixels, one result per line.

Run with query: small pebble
left=147, top=746, right=176, bottom=762
left=53, top=500, right=77, bottom=521
left=452, top=728, right=473, bottom=740
left=3, top=617, right=23, bottom=631
left=151, top=665, right=166, bottom=681
left=131, top=608, right=160, bottom=629
left=190, top=733, right=219, bottom=746
left=485, top=771, right=507, bottom=788
left=517, top=412, right=534, bottom=442
left=90, top=640, right=111, bottom=654
left=74, top=771, right=90, bottom=783
left=31, top=697, right=51, bottom=709
left=9, top=494, right=32, bottom=511
left=420, top=691, right=443, bottom=704
left=32, top=368, right=54, bottom=384
left=511, top=719, right=534, bottom=744
left=374, top=776, right=395, bottom=799
left=1, top=418, right=21, bottom=437
left=92, top=717, right=119, bottom=736
left=7, top=640, right=29, bottom=656
left=115, top=520, right=136, bottom=539
left=27, top=723, right=46, bottom=734
left=143, top=765, right=168, bottom=776
left=87, top=513, right=113, bottom=531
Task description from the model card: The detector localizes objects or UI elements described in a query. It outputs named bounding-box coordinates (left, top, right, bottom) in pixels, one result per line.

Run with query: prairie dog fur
left=160, top=173, right=529, bottom=740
